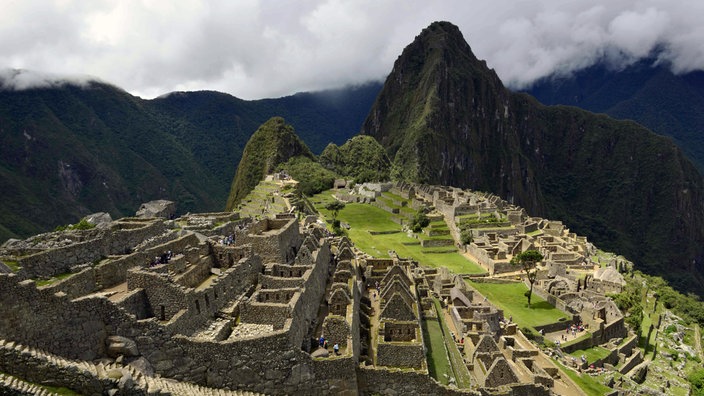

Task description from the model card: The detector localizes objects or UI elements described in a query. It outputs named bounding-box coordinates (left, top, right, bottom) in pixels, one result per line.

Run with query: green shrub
left=54, top=218, right=96, bottom=232
left=411, top=210, right=430, bottom=233
left=689, top=368, right=704, bottom=396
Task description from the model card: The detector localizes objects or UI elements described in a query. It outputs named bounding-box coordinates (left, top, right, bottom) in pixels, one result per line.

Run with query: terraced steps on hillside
left=237, top=180, right=292, bottom=218
left=0, top=373, right=59, bottom=395
left=0, top=339, right=262, bottom=396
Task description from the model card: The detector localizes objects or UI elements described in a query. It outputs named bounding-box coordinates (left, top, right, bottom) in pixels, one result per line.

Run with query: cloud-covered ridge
left=0, top=1, right=702, bottom=98
left=0, top=69, right=101, bottom=91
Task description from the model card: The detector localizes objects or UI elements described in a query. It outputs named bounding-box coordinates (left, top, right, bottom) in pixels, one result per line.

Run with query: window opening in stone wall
left=160, top=305, right=165, bottom=321
left=214, top=289, right=218, bottom=299
left=195, top=300, right=201, bottom=314
left=205, top=294, right=210, bottom=308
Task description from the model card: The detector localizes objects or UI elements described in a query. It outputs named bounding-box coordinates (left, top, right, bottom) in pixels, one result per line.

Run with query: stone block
left=106, top=336, right=139, bottom=358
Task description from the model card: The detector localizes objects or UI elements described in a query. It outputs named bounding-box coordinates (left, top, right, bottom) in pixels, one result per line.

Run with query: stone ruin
left=0, top=203, right=557, bottom=395
left=0, top=179, right=635, bottom=395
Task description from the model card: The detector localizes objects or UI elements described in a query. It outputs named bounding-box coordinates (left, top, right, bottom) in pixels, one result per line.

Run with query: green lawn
left=422, top=316, right=453, bottom=385
left=568, top=346, right=612, bottom=364
left=433, top=298, right=472, bottom=388
left=311, top=191, right=485, bottom=274
left=466, top=280, right=570, bottom=329
left=35, top=272, right=74, bottom=286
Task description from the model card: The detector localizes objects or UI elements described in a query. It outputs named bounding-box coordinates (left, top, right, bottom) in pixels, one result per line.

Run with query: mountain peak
left=360, top=22, right=704, bottom=292
left=225, top=117, right=313, bottom=209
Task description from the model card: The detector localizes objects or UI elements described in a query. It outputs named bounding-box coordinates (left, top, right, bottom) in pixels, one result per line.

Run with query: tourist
left=333, top=343, right=339, bottom=355
left=319, top=336, right=325, bottom=348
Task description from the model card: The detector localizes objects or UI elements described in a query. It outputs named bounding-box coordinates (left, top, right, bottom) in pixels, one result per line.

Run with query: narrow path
left=695, top=324, right=703, bottom=361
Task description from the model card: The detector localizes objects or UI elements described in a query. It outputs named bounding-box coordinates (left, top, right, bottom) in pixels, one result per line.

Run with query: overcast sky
left=1, top=0, right=703, bottom=99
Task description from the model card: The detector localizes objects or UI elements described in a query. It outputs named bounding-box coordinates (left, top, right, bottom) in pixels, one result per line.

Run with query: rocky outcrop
left=136, top=200, right=176, bottom=219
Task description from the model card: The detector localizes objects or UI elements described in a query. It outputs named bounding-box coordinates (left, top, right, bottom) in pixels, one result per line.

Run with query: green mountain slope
left=0, top=83, right=220, bottom=241
left=361, top=21, right=704, bottom=292
left=225, top=117, right=314, bottom=209
left=0, top=81, right=379, bottom=241
left=319, top=135, right=391, bottom=183
left=525, top=61, right=704, bottom=173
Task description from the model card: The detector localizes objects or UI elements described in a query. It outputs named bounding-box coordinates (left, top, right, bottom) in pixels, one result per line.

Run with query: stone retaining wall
left=44, top=266, right=97, bottom=299
left=18, top=220, right=166, bottom=279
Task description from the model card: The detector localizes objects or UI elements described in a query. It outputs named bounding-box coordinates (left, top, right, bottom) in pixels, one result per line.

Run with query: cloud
left=0, top=69, right=100, bottom=91
left=0, top=0, right=702, bottom=98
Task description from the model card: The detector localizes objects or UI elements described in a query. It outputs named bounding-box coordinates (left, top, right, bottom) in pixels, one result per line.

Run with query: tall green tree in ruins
left=511, top=250, right=544, bottom=306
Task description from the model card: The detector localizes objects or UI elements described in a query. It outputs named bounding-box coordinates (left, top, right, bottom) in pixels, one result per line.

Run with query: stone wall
left=0, top=338, right=107, bottom=395
left=259, top=273, right=306, bottom=289
left=127, top=269, right=189, bottom=322
left=17, top=220, right=166, bottom=279
left=43, top=267, right=97, bottom=299
left=0, top=273, right=134, bottom=360
left=115, top=289, right=152, bottom=319
left=236, top=218, right=301, bottom=264
left=357, top=366, right=478, bottom=395
left=173, top=258, right=212, bottom=288
left=286, top=241, right=333, bottom=348
left=323, top=315, right=351, bottom=347
left=618, top=334, right=638, bottom=357
left=376, top=342, right=425, bottom=369
left=95, top=232, right=202, bottom=289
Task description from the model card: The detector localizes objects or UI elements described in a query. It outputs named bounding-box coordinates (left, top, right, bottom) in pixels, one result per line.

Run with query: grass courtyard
left=466, top=280, right=570, bottom=330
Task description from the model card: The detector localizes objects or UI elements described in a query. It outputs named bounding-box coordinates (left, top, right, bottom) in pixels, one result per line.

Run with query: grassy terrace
left=466, top=280, right=570, bottom=330
left=422, top=314, right=453, bottom=384
left=422, top=299, right=472, bottom=388
left=35, top=272, right=74, bottom=286
left=2, top=259, right=20, bottom=272
left=433, top=298, right=472, bottom=388
left=553, top=360, right=613, bottom=396
left=568, top=346, right=611, bottom=364
left=311, top=191, right=485, bottom=274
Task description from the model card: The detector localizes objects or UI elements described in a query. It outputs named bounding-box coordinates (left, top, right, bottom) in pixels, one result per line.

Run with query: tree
left=325, top=200, right=346, bottom=223
left=511, top=250, right=544, bottom=306
left=460, top=228, right=473, bottom=245
left=410, top=209, right=430, bottom=233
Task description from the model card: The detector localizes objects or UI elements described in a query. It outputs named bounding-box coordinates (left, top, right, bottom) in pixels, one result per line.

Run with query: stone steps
left=0, top=338, right=263, bottom=396
left=0, top=372, right=58, bottom=395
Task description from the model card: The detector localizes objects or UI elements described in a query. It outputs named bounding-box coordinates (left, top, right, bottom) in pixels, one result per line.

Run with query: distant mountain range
left=525, top=58, right=704, bottom=173
left=0, top=80, right=380, bottom=241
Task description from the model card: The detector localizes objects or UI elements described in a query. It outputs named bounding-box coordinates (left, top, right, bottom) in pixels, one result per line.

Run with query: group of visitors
left=319, top=336, right=340, bottom=355
left=221, top=234, right=235, bottom=245
left=150, top=251, right=172, bottom=267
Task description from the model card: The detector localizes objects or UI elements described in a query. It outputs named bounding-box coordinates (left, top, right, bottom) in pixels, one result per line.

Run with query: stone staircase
left=0, top=372, right=59, bottom=395
left=0, top=338, right=262, bottom=396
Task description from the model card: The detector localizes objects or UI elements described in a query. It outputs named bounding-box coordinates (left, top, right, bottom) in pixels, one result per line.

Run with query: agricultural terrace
left=311, top=190, right=484, bottom=274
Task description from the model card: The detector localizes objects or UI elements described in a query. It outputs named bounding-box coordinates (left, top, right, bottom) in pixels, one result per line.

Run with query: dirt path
left=695, top=324, right=703, bottom=360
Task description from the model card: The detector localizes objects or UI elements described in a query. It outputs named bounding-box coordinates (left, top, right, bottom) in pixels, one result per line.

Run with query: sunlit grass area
left=553, top=360, right=613, bottom=396
left=310, top=191, right=485, bottom=274
left=466, top=280, right=570, bottom=330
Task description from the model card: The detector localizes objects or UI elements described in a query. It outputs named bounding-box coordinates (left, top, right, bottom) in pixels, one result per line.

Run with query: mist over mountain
left=524, top=59, right=704, bottom=173
left=361, top=21, right=704, bottom=292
